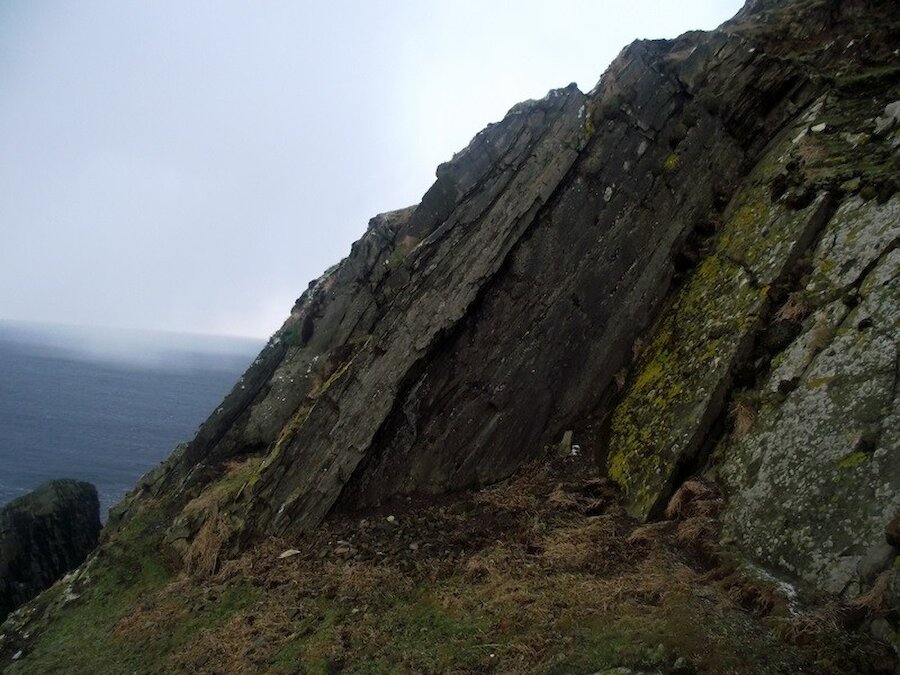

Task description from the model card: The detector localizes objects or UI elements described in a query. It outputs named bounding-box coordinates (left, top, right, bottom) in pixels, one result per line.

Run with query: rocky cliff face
left=114, top=0, right=896, bottom=589
left=0, top=480, right=100, bottom=621
left=3, top=0, right=899, bottom=671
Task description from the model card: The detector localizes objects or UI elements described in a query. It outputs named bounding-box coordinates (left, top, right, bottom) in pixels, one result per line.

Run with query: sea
left=0, top=321, right=263, bottom=519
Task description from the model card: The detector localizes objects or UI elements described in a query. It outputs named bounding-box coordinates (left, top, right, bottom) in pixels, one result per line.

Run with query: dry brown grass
left=69, top=452, right=892, bottom=674
left=627, top=520, right=675, bottom=546
left=665, top=478, right=721, bottom=520
left=729, top=398, right=757, bottom=437
left=170, top=605, right=297, bottom=675
left=775, top=292, right=811, bottom=322
left=474, top=461, right=548, bottom=515
left=849, top=569, right=894, bottom=613
left=795, top=135, right=828, bottom=167
left=675, top=517, right=720, bottom=552
left=769, top=604, right=842, bottom=645
left=538, top=513, right=633, bottom=573
left=184, top=507, right=231, bottom=578
left=545, top=485, right=583, bottom=512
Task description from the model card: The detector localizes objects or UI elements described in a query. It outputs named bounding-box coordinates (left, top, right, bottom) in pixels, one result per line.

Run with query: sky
left=0, top=1, right=744, bottom=340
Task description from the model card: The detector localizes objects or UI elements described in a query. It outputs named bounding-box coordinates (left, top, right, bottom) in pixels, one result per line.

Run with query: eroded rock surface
left=720, top=197, right=899, bottom=597
left=4, top=1, right=900, bottom=671
left=100, top=0, right=899, bottom=606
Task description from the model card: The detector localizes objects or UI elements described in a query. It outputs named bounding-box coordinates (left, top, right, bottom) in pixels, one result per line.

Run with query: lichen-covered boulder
left=604, top=107, right=834, bottom=521
left=720, top=197, right=900, bottom=597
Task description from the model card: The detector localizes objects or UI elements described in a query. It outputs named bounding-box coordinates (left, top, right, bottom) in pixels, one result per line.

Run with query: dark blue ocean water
left=0, top=323, right=261, bottom=518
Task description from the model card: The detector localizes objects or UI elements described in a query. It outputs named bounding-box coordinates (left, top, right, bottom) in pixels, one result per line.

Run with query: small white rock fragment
left=810, top=122, right=827, bottom=133
left=386, top=515, right=396, bottom=524
left=278, top=549, right=301, bottom=559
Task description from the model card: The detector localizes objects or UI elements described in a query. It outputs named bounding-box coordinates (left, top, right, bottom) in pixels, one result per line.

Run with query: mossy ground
left=5, top=454, right=889, bottom=674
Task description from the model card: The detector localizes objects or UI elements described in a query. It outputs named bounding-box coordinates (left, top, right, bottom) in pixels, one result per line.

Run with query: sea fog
left=0, top=321, right=262, bottom=518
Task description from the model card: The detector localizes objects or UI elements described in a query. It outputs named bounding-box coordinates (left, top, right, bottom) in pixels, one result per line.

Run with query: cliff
left=0, top=480, right=100, bottom=621
left=2, top=0, right=898, bottom=672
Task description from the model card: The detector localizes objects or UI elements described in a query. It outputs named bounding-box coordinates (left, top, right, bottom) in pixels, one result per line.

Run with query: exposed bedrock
left=102, top=0, right=898, bottom=607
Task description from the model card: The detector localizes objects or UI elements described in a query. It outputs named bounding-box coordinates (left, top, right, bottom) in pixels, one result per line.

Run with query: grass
left=6, top=505, right=173, bottom=674
left=6, top=456, right=888, bottom=674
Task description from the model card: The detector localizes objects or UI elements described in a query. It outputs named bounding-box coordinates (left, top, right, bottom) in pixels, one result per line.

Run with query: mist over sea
left=0, top=321, right=262, bottom=518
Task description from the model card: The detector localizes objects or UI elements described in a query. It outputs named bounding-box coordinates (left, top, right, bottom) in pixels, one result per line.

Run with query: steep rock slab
left=0, top=480, right=100, bottom=620
left=337, top=33, right=813, bottom=508
left=109, top=205, right=418, bottom=527
left=719, top=197, right=900, bottom=597
left=247, top=24, right=817, bottom=531
left=110, top=0, right=894, bottom=551
left=246, top=86, right=591, bottom=534
left=604, top=106, right=835, bottom=521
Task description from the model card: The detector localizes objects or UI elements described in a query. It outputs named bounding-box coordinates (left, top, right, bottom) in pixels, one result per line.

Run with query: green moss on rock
left=607, top=118, right=835, bottom=521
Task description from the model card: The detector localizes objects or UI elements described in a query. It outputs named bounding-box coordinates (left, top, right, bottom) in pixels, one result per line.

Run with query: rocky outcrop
left=105, top=0, right=898, bottom=607
left=4, top=0, right=900, bottom=670
left=0, top=480, right=100, bottom=620
left=718, top=195, right=899, bottom=597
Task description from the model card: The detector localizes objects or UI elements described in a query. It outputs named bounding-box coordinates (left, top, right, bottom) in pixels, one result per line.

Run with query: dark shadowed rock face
left=0, top=480, right=100, bottom=620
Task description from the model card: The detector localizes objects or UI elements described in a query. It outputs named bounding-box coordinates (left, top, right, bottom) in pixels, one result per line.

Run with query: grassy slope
left=6, top=454, right=890, bottom=674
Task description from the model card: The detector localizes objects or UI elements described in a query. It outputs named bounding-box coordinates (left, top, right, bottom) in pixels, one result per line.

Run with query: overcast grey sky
left=0, top=1, right=743, bottom=339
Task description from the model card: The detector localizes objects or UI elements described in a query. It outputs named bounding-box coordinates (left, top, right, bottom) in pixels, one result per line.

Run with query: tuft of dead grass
left=545, top=485, right=583, bottom=512
left=769, top=604, right=842, bottom=645
left=665, top=478, right=722, bottom=520
left=729, top=398, right=757, bottom=437
left=185, top=507, right=231, bottom=578
left=627, top=520, right=676, bottom=546
left=675, top=516, right=720, bottom=553
left=849, top=569, right=894, bottom=613
left=775, top=292, right=810, bottom=322
left=182, top=458, right=261, bottom=518
left=538, top=512, right=637, bottom=575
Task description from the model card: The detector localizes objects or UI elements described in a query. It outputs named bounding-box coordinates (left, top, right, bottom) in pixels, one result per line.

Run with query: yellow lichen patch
left=608, top=249, right=762, bottom=519
left=663, top=153, right=680, bottom=172
left=836, top=452, right=869, bottom=469
left=606, top=125, right=824, bottom=519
